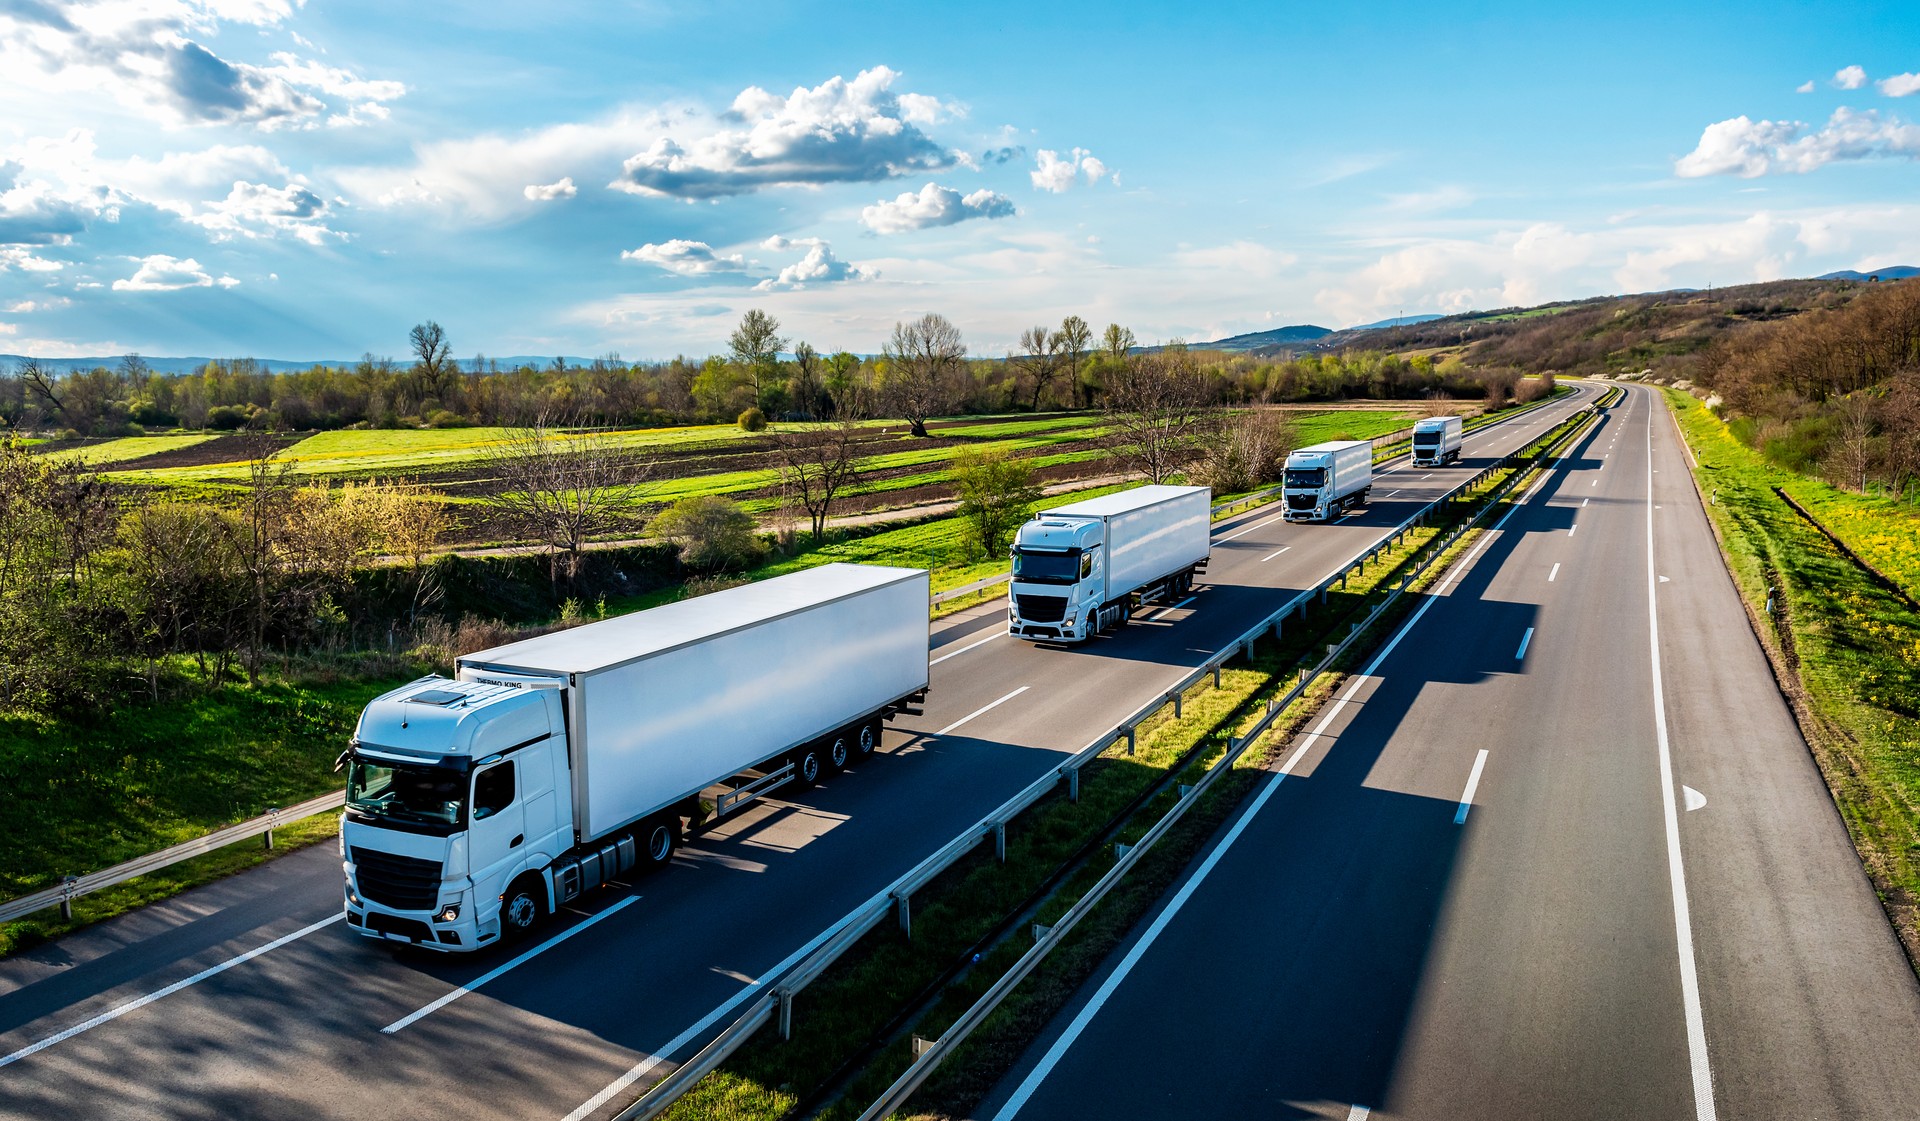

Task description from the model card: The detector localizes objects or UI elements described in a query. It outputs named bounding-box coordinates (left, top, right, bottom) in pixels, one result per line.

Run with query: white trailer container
left=1282, top=440, right=1373, bottom=522
left=340, top=563, right=929, bottom=952
left=1007, top=484, right=1211, bottom=642
left=1411, top=415, right=1464, bottom=467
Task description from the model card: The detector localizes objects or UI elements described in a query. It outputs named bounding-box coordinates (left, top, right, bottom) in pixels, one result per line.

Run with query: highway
left=980, top=384, right=1920, bottom=1121
left=0, top=391, right=1595, bottom=1121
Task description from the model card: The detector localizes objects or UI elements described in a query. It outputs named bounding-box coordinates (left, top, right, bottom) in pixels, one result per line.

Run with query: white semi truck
left=1411, top=415, right=1464, bottom=467
left=1006, top=485, right=1211, bottom=642
left=339, top=563, right=930, bottom=951
left=1282, top=441, right=1373, bottom=522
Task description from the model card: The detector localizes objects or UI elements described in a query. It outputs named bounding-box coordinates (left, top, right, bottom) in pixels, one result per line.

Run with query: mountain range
left=1815, top=266, right=1919, bottom=281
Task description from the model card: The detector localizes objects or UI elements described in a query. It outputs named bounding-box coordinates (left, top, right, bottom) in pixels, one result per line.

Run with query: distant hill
left=1348, top=313, right=1445, bottom=331
left=1816, top=266, right=1920, bottom=282
left=1194, top=325, right=1333, bottom=353
left=0, top=354, right=603, bottom=375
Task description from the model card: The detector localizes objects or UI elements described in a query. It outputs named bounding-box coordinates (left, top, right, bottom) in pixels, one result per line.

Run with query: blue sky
left=2, top=0, right=1918, bottom=361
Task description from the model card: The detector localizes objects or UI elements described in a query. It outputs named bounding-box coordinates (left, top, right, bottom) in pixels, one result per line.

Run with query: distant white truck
left=1007, top=485, right=1211, bottom=642
left=1411, top=415, right=1464, bottom=467
left=1282, top=440, right=1373, bottom=522
left=339, top=563, right=930, bottom=952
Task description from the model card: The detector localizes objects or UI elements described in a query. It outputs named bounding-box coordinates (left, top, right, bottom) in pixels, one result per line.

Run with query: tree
left=481, top=411, right=653, bottom=578
left=729, top=309, right=788, bottom=411
left=1103, top=344, right=1217, bottom=483
left=117, top=501, right=248, bottom=694
left=953, top=446, right=1043, bottom=557
left=409, top=321, right=455, bottom=401
left=774, top=416, right=864, bottom=540
left=1189, top=410, right=1298, bottom=493
left=1057, top=315, right=1092, bottom=408
left=790, top=341, right=823, bottom=419
left=883, top=313, right=965, bottom=437
left=1101, top=322, right=1136, bottom=361
left=647, top=496, right=763, bottom=570
left=1008, top=326, right=1063, bottom=412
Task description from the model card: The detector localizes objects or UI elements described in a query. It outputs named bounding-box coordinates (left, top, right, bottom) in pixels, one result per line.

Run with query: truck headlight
left=436, top=904, right=461, bottom=923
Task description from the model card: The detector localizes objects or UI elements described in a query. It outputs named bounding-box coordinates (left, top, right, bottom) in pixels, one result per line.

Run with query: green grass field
left=41, top=434, right=218, bottom=465
left=1666, top=389, right=1920, bottom=958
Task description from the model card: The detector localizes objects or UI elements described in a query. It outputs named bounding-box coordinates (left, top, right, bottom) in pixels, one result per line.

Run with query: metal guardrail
left=0, top=790, right=347, bottom=926
left=611, top=396, right=1600, bottom=1121
left=854, top=401, right=1603, bottom=1121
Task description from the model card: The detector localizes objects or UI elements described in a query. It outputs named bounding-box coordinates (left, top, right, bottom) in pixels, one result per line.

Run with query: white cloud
left=755, top=236, right=873, bottom=290
left=0, top=2, right=404, bottom=131
left=1171, top=240, right=1298, bottom=276
left=1833, top=65, right=1868, bottom=90
left=614, top=67, right=959, bottom=200
left=1030, top=147, right=1113, bottom=193
left=620, top=239, right=747, bottom=275
left=189, top=180, right=340, bottom=244
left=0, top=246, right=66, bottom=271
left=1796, top=80, right=1815, bottom=94
left=523, top=177, right=577, bottom=202
left=861, top=182, right=1015, bottom=234
left=6, top=296, right=73, bottom=312
left=1675, top=109, right=1920, bottom=177
left=112, top=253, right=236, bottom=291
left=1880, top=72, right=1920, bottom=98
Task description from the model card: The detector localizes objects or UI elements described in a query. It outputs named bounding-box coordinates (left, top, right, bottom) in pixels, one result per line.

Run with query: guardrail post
left=1068, top=766, right=1080, bottom=802
left=776, top=986, right=794, bottom=1040
left=1319, top=584, right=1328, bottom=605
left=1123, top=727, right=1135, bottom=756
left=1173, top=691, right=1183, bottom=719
left=60, top=875, right=77, bottom=920
left=263, top=806, right=279, bottom=851
left=893, top=890, right=912, bottom=938
left=994, top=821, right=1007, bottom=862
left=1114, top=842, right=1131, bottom=861
left=1213, top=665, right=1222, bottom=688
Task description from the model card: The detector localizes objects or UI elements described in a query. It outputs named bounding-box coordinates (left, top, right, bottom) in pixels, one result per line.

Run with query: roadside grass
left=1775, top=481, right=1920, bottom=604
left=1665, top=389, right=1920, bottom=962
left=0, top=662, right=414, bottom=957
left=39, top=433, right=217, bottom=465
left=642, top=441, right=1547, bottom=1121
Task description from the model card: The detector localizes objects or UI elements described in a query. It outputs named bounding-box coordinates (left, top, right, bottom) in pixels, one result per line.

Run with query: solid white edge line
left=1643, top=389, right=1718, bottom=1120
left=930, top=627, right=1007, bottom=666
left=1515, top=626, right=1534, bottom=661
left=1260, top=547, right=1291, bottom=562
left=1213, top=511, right=1287, bottom=544
left=935, top=686, right=1029, bottom=737
left=382, top=896, right=640, bottom=1033
left=1454, top=749, right=1490, bottom=825
left=992, top=448, right=1570, bottom=1117
left=0, top=913, right=345, bottom=1069
left=1548, top=562, right=1561, bottom=582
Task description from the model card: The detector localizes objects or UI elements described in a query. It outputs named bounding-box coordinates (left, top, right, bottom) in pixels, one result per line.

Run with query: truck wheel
left=639, top=816, right=677, bottom=870
left=794, top=746, right=825, bottom=786
left=500, top=876, right=546, bottom=942
left=827, top=731, right=851, bottom=770
left=858, top=720, right=880, bottom=757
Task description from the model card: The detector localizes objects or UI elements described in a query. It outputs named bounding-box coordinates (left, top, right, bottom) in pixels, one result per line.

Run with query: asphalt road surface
left=980, top=384, right=1920, bottom=1121
left=0, top=390, right=1596, bottom=1121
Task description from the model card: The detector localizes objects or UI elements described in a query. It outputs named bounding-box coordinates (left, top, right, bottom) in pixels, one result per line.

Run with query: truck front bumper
left=345, top=895, right=494, bottom=952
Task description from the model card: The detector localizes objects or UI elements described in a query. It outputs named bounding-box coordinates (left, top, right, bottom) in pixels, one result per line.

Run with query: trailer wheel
left=858, top=720, right=880, bottom=757
left=500, top=875, right=546, bottom=942
left=639, top=816, right=677, bottom=870
left=794, top=746, right=825, bottom=786
left=827, top=732, right=851, bottom=770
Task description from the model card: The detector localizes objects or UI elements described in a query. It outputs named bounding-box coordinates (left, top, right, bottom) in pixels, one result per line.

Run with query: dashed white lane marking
left=1516, top=627, right=1535, bottom=660
left=1149, top=596, right=1197, bottom=620
left=1548, top=563, right=1560, bottom=582
left=1261, top=546, right=1291, bottom=562
left=936, top=686, right=1029, bottom=736
left=1, top=913, right=345, bottom=1068
left=1454, top=749, right=1490, bottom=825
left=1568, top=523, right=1578, bottom=537
left=1213, top=512, right=1287, bottom=544
left=930, top=627, right=1006, bottom=666
left=384, top=896, right=639, bottom=1033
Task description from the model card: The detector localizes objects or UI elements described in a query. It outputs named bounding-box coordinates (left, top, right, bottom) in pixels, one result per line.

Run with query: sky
left=2, top=0, right=1919, bottom=362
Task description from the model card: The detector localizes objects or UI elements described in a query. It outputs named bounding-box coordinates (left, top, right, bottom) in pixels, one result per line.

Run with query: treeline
left=1696, top=278, right=1920, bottom=492
left=5, top=311, right=1525, bottom=439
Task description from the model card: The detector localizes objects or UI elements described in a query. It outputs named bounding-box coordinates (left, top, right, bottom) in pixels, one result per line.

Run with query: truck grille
left=1015, top=594, right=1069, bottom=622
left=351, top=847, right=441, bottom=910
left=1286, top=493, right=1318, bottom=510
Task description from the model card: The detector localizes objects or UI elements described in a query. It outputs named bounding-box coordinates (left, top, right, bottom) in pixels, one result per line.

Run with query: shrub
left=953, top=447, right=1043, bottom=558
left=1190, top=410, right=1297, bottom=493
left=737, top=407, right=767, bottom=432
left=647, top=495, right=765, bottom=571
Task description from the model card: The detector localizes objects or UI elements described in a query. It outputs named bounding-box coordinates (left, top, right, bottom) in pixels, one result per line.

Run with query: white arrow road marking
left=1660, top=575, right=1671, bottom=583
left=1685, top=786, right=1707, bottom=812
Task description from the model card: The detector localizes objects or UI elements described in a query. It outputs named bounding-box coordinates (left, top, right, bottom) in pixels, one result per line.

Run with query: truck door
left=468, top=760, right=525, bottom=893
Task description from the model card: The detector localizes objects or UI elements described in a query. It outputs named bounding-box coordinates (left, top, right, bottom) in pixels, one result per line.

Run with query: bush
left=737, top=407, right=767, bottom=432
left=206, top=404, right=258, bottom=430
left=953, top=447, right=1043, bottom=558
left=647, top=495, right=764, bottom=571
left=1190, top=411, right=1297, bottom=493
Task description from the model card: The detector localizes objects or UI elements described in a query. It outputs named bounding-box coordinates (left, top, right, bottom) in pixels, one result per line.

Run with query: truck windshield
left=1413, top=432, right=1439, bottom=444
left=1284, top=468, right=1325, bottom=488
left=1012, top=548, right=1081, bottom=584
left=346, top=758, right=466, bottom=827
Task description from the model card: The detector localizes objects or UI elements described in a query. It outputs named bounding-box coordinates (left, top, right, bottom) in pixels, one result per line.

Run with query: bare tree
left=1057, top=315, right=1092, bottom=409
left=1879, top=372, right=1920, bottom=495
left=883, top=313, right=965, bottom=437
left=1828, top=393, right=1876, bottom=492
left=1103, top=344, right=1217, bottom=483
left=410, top=321, right=456, bottom=401
left=481, top=411, right=653, bottom=578
left=774, top=416, right=865, bottom=540
left=790, top=341, right=823, bottom=419
left=1007, top=326, right=1063, bottom=412
left=1189, top=410, right=1298, bottom=493
left=19, top=358, right=65, bottom=427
